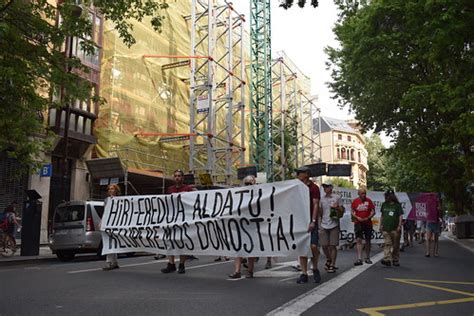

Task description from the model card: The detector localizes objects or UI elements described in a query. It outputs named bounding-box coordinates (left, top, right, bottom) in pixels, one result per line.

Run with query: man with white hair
left=319, top=181, right=344, bottom=273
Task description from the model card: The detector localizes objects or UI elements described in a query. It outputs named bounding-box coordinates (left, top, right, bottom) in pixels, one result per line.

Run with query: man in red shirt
left=161, top=169, right=196, bottom=274
left=351, top=188, right=375, bottom=265
left=295, top=166, right=321, bottom=284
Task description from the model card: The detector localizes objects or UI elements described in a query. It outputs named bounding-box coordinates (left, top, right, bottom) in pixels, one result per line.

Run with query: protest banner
left=101, top=180, right=311, bottom=257
left=406, top=192, right=440, bottom=223
left=331, top=187, right=412, bottom=244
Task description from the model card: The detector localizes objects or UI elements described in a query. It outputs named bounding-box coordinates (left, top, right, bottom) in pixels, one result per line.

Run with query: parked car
left=49, top=200, right=105, bottom=261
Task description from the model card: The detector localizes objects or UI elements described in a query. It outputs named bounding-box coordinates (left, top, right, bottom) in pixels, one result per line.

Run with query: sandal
left=327, top=265, right=336, bottom=273
left=245, top=271, right=254, bottom=278
left=365, top=258, right=373, bottom=264
left=228, top=271, right=241, bottom=279
left=324, top=261, right=331, bottom=271
left=354, top=259, right=363, bottom=266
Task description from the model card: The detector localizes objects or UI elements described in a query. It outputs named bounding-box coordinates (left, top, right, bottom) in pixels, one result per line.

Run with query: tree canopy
left=0, top=0, right=167, bottom=168
left=327, top=0, right=473, bottom=213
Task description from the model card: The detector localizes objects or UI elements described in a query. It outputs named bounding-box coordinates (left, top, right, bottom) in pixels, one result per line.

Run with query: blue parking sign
left=40, top=164, right=52, bottom=177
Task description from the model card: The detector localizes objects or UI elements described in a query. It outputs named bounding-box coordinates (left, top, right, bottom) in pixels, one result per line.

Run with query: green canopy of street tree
left=0, top=0, right=167, bottom=168
left=327, top=0, right=473, bottom=213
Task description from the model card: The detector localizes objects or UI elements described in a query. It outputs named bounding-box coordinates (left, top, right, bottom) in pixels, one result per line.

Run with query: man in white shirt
left=319, top=181, right=344, bottom=273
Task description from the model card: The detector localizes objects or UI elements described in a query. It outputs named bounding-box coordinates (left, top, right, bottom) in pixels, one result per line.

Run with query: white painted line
left=266, top=251, right=384, bottom=316
left=185, top=260, right=232, bottom=271
left=68, top=259, right=168, bottom=274
left=442, top=234, right=474, bottom=254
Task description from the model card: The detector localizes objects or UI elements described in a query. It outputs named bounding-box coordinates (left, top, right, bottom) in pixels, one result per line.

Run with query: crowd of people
left=95, top=167, right=443, bottom=283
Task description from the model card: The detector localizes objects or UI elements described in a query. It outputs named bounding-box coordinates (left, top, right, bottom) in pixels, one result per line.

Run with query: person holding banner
left=319, top=181, right=344, bottom=274
left=380, top=189, right=404, bottom=267
left=161, top=169, right=197, bottom=274
left=351, top=188, right=375, bottom=266
left=103, top=184, right=121, bottom=271
left=229, top=175, right=258, bottom=279
left=425, top=195, right=442, bottom=257
left=295, top=166, right=322, bottom=284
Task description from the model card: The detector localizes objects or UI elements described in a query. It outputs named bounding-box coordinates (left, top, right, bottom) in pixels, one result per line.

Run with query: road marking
left=68, top=259, right=232, bottom=274
left=358, top=297, right=474, bottom=316
left=358, top=278, right=474, bottom=316
left=442, top=234, right=474, bottom=253
left=266, top=251, right=384, bottom=316
left=185, top=260, right=232, bottom=271
left=68, top=259, right=168, bottom=274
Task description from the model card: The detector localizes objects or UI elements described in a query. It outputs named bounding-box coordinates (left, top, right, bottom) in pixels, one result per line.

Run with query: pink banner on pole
left=407, top=193, right=439, bottom=222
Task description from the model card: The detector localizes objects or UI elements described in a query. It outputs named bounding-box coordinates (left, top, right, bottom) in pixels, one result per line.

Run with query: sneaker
left=312, top=269, right=321, bottom=283
left=381, top=259, right=392, bottom=266
left=392, top=261, right=400, bottom=267
left=161, top=263, right=176, bottom=273
left=365, top=258, right=373, bottom=264
left=265, top=261, right=272, bottom=269
left=296, top=274, right=308, bottom=284
left=229, top=272, right=241, bottom=279
left=178, top=263, right=185, bottom=274
left=102, top=263, right=119, bottom=271
left=354, top=259, right=363, bottom=266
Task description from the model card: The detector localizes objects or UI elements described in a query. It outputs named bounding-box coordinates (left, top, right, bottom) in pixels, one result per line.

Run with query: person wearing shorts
left=351, top=188, right=375, bottom=266
left=319, top=181, right=343, bottom=273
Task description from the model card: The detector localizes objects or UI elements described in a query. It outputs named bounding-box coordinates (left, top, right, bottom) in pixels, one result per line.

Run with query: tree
left=0, top=0, right=168, bottom=168
left=364, top=134, right=389, bottom=191
left=327, top=0, right=473, bottom=213
left=279, top=0, right=319, bottom=10
left=331, top=177, right=355, bottom=189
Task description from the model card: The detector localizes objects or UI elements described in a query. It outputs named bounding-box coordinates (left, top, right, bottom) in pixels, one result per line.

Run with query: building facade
left=315, top=117, right=368, bottom=188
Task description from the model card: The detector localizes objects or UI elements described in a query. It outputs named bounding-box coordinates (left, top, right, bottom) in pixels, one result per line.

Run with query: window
left=341, top=148, right=347, bottom=160
left=338, top=134, right=342, bottom=140
left=336, top=147, right=341, bottom=159
left=358, top=151, right=361, bottom=163
left=347, top=135, right=351, bottom=141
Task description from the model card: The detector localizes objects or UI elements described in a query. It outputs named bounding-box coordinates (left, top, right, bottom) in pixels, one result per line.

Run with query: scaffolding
left=250, top=0, right=273, bottom=182
left=299, top=93, right=322, bottom=164
left=187, top=0, right=246, bottom=185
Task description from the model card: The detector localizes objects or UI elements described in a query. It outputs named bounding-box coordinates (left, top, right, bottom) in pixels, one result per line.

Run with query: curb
left=442, top=234, right=474, bottom=254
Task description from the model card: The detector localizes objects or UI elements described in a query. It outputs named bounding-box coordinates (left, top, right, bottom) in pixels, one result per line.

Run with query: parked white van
left=49, top=200, right=104, bottom=261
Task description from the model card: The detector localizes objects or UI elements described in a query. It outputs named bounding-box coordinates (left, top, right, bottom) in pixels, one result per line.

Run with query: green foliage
left=331, top=177, right=355, bottom=189
left=364, top=134, right=389, bottom=191
left=327, top=0, right=473, bottom=214
left=0, top=0, right=167, bottom=169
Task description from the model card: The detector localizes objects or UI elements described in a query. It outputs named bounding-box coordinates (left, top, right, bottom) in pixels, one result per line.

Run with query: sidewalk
left=0, top=245, right=57, bottom=265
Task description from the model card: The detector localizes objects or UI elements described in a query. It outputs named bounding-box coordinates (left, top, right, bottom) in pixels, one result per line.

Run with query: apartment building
left=314, top=117, right=368, bottom=188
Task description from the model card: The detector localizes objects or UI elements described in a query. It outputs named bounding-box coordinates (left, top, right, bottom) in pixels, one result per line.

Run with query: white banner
left=101, top=180, right=311, bottom=256
left=331, top=187, right=412, bottom=244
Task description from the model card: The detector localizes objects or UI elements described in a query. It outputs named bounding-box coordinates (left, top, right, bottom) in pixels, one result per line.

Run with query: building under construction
left=93, top=0, right=321, bottom=191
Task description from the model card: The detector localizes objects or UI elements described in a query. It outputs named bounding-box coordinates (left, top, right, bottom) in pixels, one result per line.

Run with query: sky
left=231, top=1, right=392, bottom=147
left=232, top=1, right=351, bottom=120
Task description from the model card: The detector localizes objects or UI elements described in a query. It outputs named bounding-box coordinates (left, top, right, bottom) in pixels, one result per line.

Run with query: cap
left=322, top=180, right=334, bottom=187
left=295, top=166, right=311, bottom=175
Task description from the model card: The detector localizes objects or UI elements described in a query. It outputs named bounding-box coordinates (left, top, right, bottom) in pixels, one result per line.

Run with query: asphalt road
left=0, top=237, right=472, bottom=316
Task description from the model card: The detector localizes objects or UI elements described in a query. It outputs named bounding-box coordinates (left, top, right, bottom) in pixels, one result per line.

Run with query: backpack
left=0, top=213, right=11, bottom=231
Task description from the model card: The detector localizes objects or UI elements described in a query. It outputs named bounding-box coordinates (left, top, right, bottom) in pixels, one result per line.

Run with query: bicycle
left=0, top=230, right=17, bottom=257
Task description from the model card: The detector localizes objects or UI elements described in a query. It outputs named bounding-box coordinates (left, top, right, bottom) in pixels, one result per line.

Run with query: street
left=0, top=236, right=473, bottom=316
